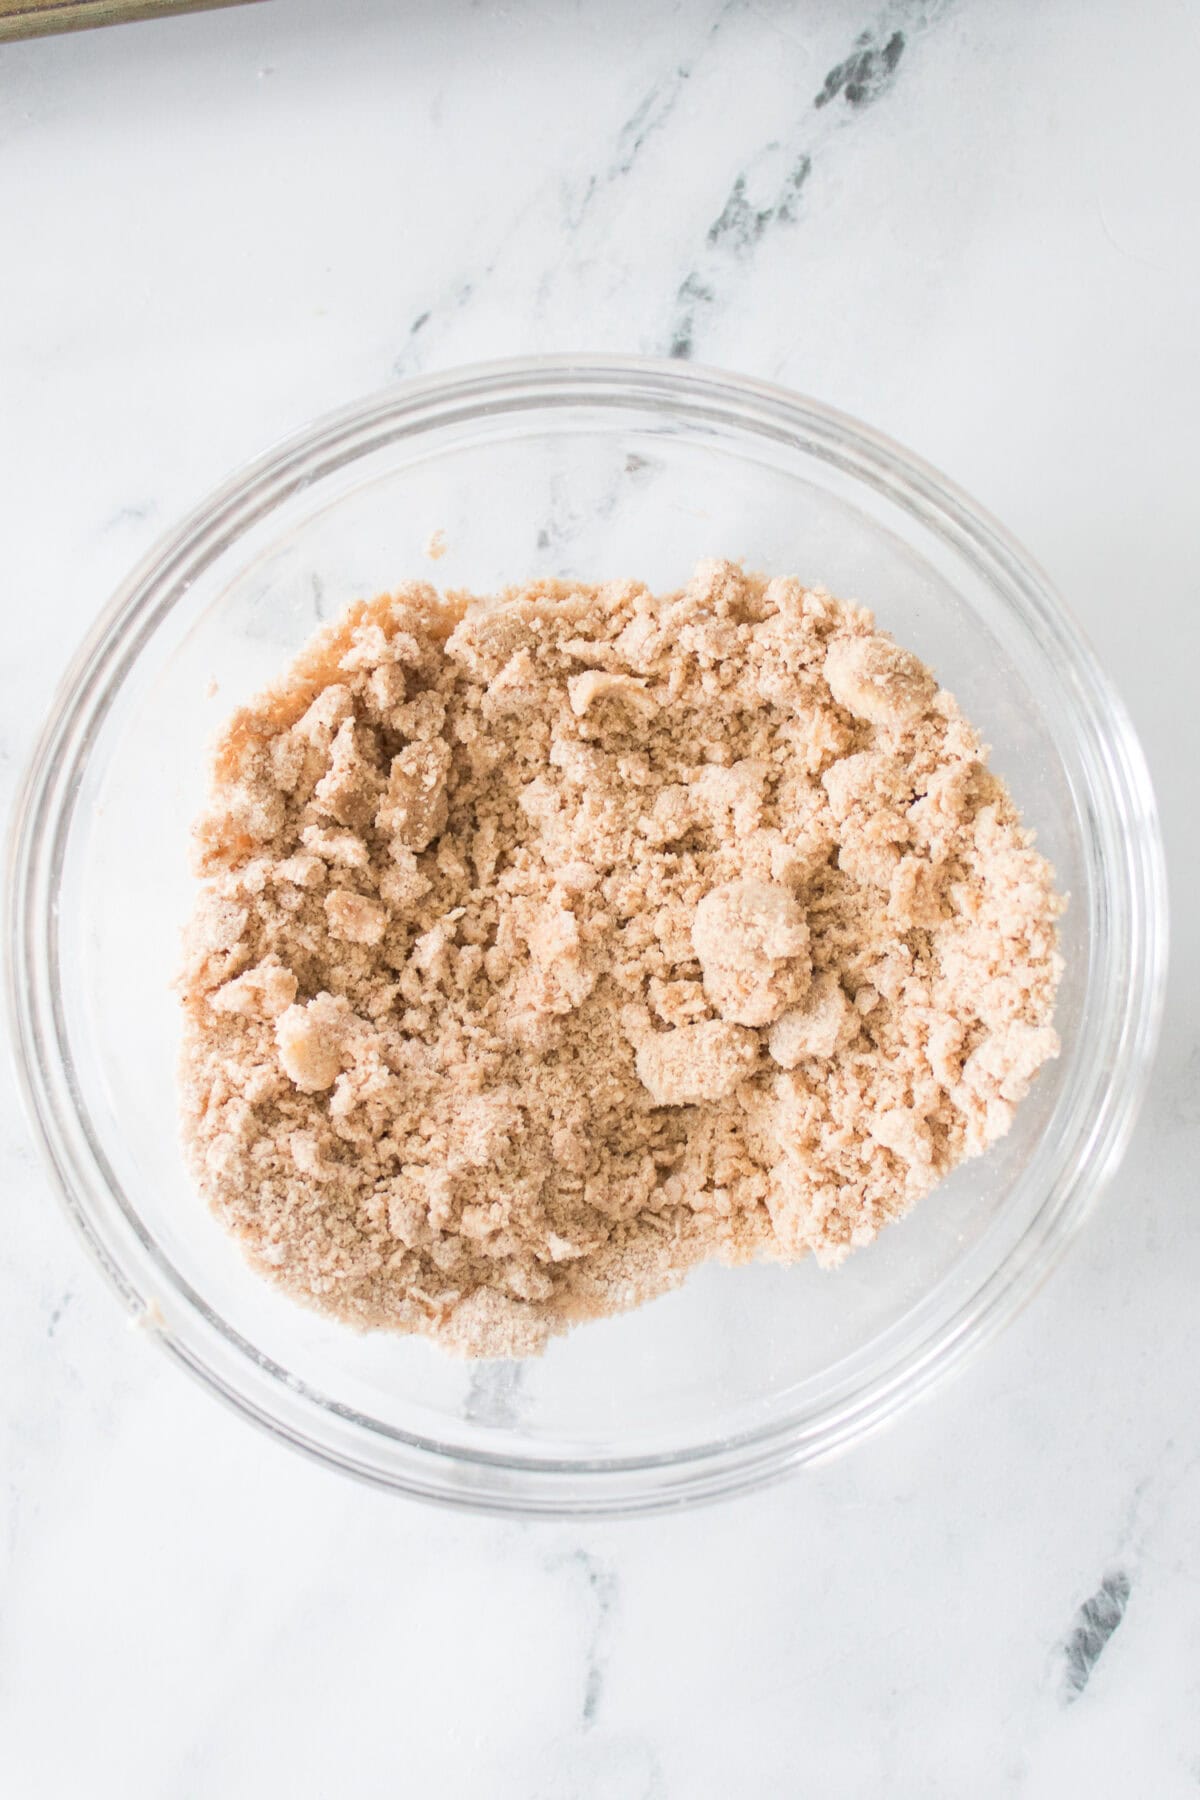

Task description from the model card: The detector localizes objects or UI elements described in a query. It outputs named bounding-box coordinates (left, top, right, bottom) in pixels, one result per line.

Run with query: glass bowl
left=7, top=357, right=1167, bottom=1516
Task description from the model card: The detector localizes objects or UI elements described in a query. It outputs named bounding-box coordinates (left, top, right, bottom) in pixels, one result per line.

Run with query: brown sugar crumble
left=178, top=560, right=1065, bottom=1358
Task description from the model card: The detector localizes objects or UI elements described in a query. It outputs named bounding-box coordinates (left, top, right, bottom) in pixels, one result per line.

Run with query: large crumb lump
left=178, top=560, right=1064, bottom=1357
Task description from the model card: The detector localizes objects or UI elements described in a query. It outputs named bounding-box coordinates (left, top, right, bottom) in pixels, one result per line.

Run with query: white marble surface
left=2, top=1, right=1198, bottom=1793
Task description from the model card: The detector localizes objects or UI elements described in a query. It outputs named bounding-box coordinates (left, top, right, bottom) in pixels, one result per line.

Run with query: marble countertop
left=2, top=2, right=1197, bottom=1793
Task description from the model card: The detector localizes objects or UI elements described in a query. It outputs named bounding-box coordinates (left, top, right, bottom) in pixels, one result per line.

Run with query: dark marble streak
left=100, top=501, right=155, bottom=534
left=387, top=3, right=743, bottom=374
left=669, top=271, right=717, bottom=361
left=666, top=2, right=944, bottom=360
left=45, top=1291, right=73, bottom=1339
left=814, top=28, right=906, bottom=110
left=393, top=276, right=489, bottom=379
left=1060, top=1570, right=1132, bottom=1702
left=707, top=155, right=812, bottom=257
left=567, top=0, right=743, bottom=232
left=534, top=452, right=661, bottom=564
left=667, top=151, right=810, bottom=355
left=534, top=470, right=590, bottom=558
left=572, top=1548, right=619, bottom=1728
left=389, top=8, right=732, bottom=368
left=608, top=64, right=692, bottom=182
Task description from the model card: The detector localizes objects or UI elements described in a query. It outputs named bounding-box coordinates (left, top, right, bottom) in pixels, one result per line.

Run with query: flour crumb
left=425, top=528, right=448, bottom=561
left=178, top=562, right=1064, bottom=1357
left=130, top=1297, right=166, bottom=1333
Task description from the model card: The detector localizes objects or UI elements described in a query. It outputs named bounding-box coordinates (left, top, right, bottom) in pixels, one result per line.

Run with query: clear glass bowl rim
left=5, top=355, right=1169, bottom=1516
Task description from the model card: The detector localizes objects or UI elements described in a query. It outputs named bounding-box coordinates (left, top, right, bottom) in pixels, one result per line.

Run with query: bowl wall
left=10, top=361, right=1165, bottom=1513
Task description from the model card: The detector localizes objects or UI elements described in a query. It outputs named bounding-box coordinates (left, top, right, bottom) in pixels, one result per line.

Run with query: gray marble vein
left=1060, top=1571, right=1132, bottom=1702
left=666, top=0, right=953, bottom=360
left=560, top=1547, right=620, bottom=1729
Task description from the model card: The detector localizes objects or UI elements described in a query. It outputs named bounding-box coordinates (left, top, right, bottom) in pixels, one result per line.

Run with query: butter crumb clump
left=178, top=561, right=1064, bottom=1357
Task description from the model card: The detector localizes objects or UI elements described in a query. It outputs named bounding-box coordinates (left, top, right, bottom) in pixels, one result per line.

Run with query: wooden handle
left=0, top=0, right=265, bottom=42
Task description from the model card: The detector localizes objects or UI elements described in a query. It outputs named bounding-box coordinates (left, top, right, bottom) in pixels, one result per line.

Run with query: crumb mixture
left=178, top=560, right=1064, bottom=1357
